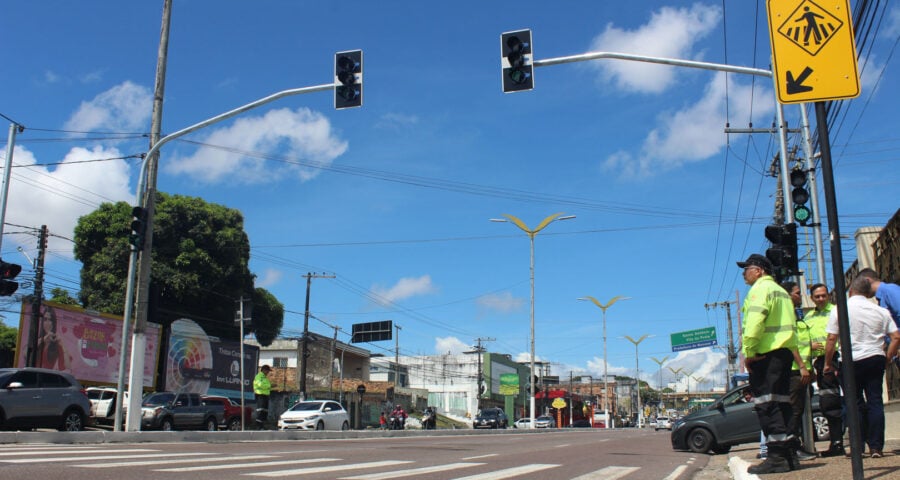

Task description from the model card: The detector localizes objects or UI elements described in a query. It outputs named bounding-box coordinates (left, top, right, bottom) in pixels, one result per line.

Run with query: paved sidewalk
left=723, top=439, right=900, bottom=480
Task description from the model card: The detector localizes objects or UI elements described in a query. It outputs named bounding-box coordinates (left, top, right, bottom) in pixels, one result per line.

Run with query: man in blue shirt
left=858, top=268, right=900, bottom=329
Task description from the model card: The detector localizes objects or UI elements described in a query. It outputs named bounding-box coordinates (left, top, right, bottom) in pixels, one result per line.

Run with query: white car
left=86, top=387, right=127, bottom=424
left=513, top=418, right=532, bottom=429
left=655, top=416, right=672, bottom=430
left=278, top=400, right=350, bottom=431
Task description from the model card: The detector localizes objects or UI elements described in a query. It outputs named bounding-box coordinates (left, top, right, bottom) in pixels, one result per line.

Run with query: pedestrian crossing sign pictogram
left=767, top=0, right=860, bottom=104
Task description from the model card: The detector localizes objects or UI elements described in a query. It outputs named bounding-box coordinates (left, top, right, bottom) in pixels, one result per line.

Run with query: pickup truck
left=140, top=392, right=224, bottom=431
left=201, top=395, right=254, bottom=430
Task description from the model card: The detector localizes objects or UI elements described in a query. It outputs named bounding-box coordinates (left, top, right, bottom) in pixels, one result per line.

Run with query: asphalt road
left=0, top=429, right=711, bottom=480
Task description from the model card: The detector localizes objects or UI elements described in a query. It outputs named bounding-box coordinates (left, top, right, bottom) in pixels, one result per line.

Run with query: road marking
left=158, top=458, right=341, bottom=472
left=0, top=452, right=207, bottom=463
left=0, top=448, right=156, bottom=457
left=555, top=443, right=571, bottom=448
left=74, top=454, right=276, bottom=468
left=462, top=454, right=498, bottom=460
left=663, top=465, right=688, bottom=480
left=246, top=460, right=413, bottom=477
left=570, top=466, right=640, bottom=480
left=340, top=462, right=484, bottom=479
left=451, top=464, right=558, bottom=479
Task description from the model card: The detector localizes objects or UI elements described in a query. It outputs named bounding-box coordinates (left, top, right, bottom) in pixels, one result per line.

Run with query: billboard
left=16, top=301, right=161, bottom=388
left=164, top=318, right=259, bottom=400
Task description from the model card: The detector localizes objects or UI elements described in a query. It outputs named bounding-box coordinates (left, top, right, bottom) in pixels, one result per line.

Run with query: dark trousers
left=852, top=355, right=886, bottom=451
left=813, top=356, right=843, bottom=444
left=255, top=394, right=270, bottom=423
left=787, top=371, right=811, bottom=441
left=750, top=348, right=795, bottom=448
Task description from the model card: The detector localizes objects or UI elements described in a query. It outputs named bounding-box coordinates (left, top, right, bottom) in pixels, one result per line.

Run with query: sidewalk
left=724, top=439, right=900, bottom=480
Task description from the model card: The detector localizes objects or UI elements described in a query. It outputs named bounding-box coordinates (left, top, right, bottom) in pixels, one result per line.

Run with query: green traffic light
left=794, top=205, right=811, bottom=225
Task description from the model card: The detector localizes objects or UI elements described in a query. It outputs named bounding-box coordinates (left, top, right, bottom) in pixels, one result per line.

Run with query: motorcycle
left=422, top=409, right=436, bottom=430
left=389, top=415, right=404, bottom=430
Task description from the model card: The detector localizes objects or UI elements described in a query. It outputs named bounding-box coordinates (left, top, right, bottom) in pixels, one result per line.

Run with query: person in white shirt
left=824, top=276, right=900, bottom=459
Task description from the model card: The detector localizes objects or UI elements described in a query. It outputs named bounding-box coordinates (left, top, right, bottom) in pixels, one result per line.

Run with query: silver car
left=534, top=415, right=557, bottom=428
left=278, top=400, right=350, bottom=431
left=0, top=367, right=91, bottom=431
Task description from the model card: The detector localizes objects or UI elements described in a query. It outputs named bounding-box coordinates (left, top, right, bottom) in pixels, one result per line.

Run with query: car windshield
left=478, top=410, right=500, bottom=418
left=288, top=402, right=324, bottom=412
left=537, top=416, right=552, bottom=421
left=142, top=393, right=175, bottom=406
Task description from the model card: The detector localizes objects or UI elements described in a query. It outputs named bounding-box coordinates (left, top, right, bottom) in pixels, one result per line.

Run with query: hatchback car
left=534, top=415, right=557, bottom=428
left=0, top=367, right=91, bottom=431
left=473, top=407, right=509, bottom=429
left=278, top=400, right=350, bottom=431
left=655, top=416, right=672, bottom=430
left=513, top=417, right=532, bottom=429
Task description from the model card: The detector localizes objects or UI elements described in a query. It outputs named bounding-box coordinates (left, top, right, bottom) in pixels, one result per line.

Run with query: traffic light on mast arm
left=0, top=259, right=22, bottom=296
left=501, top=29, right=534, bottom=93
left=790, top=168, right=812, bottom=226
left=129, top=206, right=147, bottom=249
left=764, top=223, right=799, bottom=281
left=334, top=50, right=363, bottom=109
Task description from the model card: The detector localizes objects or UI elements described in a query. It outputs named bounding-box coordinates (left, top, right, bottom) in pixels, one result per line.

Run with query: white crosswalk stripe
left=570, top=465, right=641, bottom=480
left=74, top=454, right=276, bottom=468
left=340, top=462, right=485, bottom=479
left=0, top=448, right=156, bottom=457
left=450, top=464, right=559, bottom=479
left=245, top=460, right=414, bottom=477
left=1, top=452, right=208, bottom=463
left=158, top=457, right=341, bottom=473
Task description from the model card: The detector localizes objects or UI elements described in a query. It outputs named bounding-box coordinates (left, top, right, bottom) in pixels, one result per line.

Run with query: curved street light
left=623, top=334, right=653, bottom=428
left=649, top=355, right=670, bottom=413
left=578, top=295, right=631, bottom=428
left=492, top=212, right=575, bottom=428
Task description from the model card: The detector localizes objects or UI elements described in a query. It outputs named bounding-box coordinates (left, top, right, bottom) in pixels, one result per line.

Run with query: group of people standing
left=738, top=254, right=900, bottom=475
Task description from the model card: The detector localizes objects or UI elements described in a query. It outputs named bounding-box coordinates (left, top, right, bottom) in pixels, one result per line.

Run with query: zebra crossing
left=0, top=444, right=681, bottom=479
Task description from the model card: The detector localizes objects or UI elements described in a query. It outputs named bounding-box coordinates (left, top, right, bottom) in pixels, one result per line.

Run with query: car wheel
left=227, top=417, right=242, bottom=431
left=316, top=421, right=325, bottom=431
left=687, top=428, right=714, bottom=454
left=812, top=414, right=830, bottom=441
left=341, top=421, right=350, bottom=431
left=204, top=417, right=218, bottom=431
left=160, top=417, right=174, bottom=431
left=59, top=409, right=85, bottom=431
left=712, top=444, right=732, bottom=454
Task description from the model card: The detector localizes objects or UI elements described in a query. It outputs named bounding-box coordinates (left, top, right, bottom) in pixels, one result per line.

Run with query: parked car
left=473, top=407, right=509, bottom=429
left=278, top=400, right=350, bottom=431
left=655, top=416, right=672, bottom=431
left=140, top=392, right=223, bottom=431
left=567, top=419, right=593, bottom=428
left=671, top=385, right=829, bottom=454
left=513, top=417, right=532, bottom=429
left=534, top=415, right=557, bottom=428
left=201, top=395, right=253, bottom=431
left=0, top=367, right=91, bottom=431
left=87, top=386, right=128, bottom=424
left=648, top=418, right=658, bottom=429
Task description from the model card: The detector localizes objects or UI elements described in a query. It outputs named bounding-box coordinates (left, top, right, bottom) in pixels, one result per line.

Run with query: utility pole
left=26, top=225, right=48, bottom=367
left=329, top=325, right=340, bottom=396
left=704, top=299, right=738, bottom=388
left=465, top=337, right=494, bottom=409
left=394, top=323, right=402, bottom=386
left=299, top=272, right=334, bottom=399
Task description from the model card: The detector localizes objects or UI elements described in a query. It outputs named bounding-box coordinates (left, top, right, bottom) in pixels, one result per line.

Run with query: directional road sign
left=767, top=0, right=860, bottom=104
left=670, top=326, right=718, bottom=352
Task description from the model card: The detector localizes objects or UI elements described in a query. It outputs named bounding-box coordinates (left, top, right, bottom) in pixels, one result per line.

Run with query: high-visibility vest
left=803, top=303, right=833, bottom=357
left=793, top=319, right=813, bottom=371
left=741, top=275, right=798, bottom=358
left=253, top=372, right=271, bottom=396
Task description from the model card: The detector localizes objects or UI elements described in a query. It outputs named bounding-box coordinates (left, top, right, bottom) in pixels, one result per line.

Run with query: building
left=246, top=334, right=371, bottom=393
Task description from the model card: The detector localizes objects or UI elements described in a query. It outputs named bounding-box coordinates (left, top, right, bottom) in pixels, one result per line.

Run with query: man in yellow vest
left=781, top=281, right=815, bottom=463
left=253, top=365, right=272, bottom=428
left=738, top=254, right=800, bottom=474
left=805, top=283, right=844, bottom=457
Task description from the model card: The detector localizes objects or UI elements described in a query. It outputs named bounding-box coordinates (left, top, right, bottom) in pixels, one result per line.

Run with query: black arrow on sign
left=786, top=67, right=814, bottom=94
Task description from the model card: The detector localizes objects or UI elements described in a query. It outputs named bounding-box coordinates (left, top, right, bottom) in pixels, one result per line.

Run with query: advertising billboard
left=16, top=301, right=161, bottom=388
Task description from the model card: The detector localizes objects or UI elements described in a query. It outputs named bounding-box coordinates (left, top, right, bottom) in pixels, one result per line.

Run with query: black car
left=671, top=385, right=829, bottom=454
left=473, top=407, right=509, bottom=429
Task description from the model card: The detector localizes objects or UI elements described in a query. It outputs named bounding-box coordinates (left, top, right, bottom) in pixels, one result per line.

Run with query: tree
left=74, top=192, right=283, bottom=343
left=48, top=287, right=80, bottom=306
left=251, top=287, right=283, bottom=346
left=0, top=319, right=17, bottom=367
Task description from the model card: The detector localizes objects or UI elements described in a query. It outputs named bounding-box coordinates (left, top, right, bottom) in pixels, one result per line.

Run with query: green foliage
left=48, top=287, right=80, bottom=306
left=0, top=319, right=17, bottom=367
left=74, top=192, right=283, bottom=341
left=251, top=287, right=284, bottom=346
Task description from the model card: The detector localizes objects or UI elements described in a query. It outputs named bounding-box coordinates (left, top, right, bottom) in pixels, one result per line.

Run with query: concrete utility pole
left=704, top=300, right=738, bottom=387
left=394, top=323, right=402, bottom=386
left=299, top=272, right=334, bottom=399
left=465, top=337, right=495, bottom=408
left=26, top=225, right=48, bottom=368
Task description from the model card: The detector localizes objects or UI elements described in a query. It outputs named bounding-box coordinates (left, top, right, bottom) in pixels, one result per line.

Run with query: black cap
left=737, top=254, right=773, bottom=273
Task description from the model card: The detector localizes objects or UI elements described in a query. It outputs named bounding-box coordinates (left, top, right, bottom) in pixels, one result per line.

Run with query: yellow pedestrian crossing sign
left=767, top=0, right=860, bottom=104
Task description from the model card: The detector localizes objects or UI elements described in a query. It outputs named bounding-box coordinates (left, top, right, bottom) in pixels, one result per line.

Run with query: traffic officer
left=738, top=254, right=799, bottom=474
left=805, top=283, right=844, bottom=457
left=253, top=365, right=272, bottom=428
left=781, top=281, right=815, bottom=463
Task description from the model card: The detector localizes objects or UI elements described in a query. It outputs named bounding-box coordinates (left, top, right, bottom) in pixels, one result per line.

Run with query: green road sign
left=670, top=327, right=718, bottom=352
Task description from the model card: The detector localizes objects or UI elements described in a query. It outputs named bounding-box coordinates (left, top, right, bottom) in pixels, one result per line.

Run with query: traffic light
left=0, top=259, right=21, bottom=296
left=764, top=223, right=798, bottom=281
left=790, top=168, right=812, bottom=226
left=129, top=206, right=147, bottom=249
left=501, top=29, right=534, bottom=93
left=334, top=50, right=363, bottom=109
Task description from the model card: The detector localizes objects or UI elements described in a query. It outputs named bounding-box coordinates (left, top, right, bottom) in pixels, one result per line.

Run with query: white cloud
left=476, top=291, right=524, bottom=314
left=63, top=81, right=152, bottom=134
left=604, top=72, right=774, bottom=176
left=434, top=336, right=471, bottom=355
left=166, top=107, right=348, bottom=184
left=375, top=113, right=420, bottom=130
left=884, top=5, right=900, bottom=38
left=2, top=145, right=133, bottom=258
left=589, top=3, right=721, bottom=93
left=370, top=274, right=437, bottom=305
left=254, top=268, right=283, bottom=289
left=859, top=54, right=886, bottom=94
left=657, top=349, right=726, bottom=390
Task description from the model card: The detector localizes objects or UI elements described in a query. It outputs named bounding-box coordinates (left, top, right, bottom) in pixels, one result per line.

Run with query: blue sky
left=2, top=1, right=898, bottom=392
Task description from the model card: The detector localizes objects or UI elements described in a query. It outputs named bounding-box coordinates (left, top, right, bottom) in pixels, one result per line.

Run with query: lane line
left=569, top=466, right=641, bottom=480
left=461, top=454, right=498, bottom=460
left=663, top=465, right=688, bottom=480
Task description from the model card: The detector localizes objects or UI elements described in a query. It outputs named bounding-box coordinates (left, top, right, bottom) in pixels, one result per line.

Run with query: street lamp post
left=578, top=295, right=630, bottom=428
left=650, top=356, right=669, bottom=412
left=492, top=213, right=574, bottom=429
left=624, top=334, right=653, bottom=428
left=667, top=367, right=683, bottom=411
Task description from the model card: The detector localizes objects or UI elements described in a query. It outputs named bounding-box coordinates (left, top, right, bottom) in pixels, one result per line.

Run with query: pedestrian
left=738, top=253, right=800, bottom=474
left=824, top=276, right=900, bottom=459
left=857, top=268, right=900, bottom=329
left=781, top=281, right=816, bottom=463
left=379, top=412, right=387, bottom=430
left=804, top=283, right=845, bottom=457
left=253, top=365, right=272, bottom=429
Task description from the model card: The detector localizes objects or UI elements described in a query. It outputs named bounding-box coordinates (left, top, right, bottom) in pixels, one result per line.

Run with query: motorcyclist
left=423, top=406, right=436, bottom=429
left=391, top=404, right=407, bottom=429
